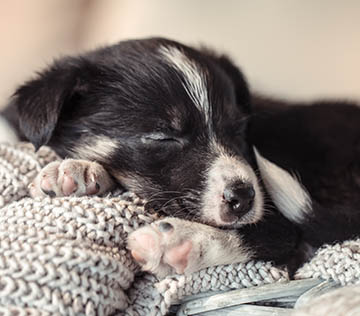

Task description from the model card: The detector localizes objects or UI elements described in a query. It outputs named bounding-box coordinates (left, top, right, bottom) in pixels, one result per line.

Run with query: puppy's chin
left=201, top=203, right=264, bottom=229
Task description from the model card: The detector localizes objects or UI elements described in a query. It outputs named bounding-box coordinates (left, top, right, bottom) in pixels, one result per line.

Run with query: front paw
left=127, top=218, right=252, bottom=278
left=29, top=159, right=114, bottom=198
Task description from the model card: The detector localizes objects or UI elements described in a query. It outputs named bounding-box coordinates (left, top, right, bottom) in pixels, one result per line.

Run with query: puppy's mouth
left=202, top=182, right=262, bottom=229
left=144, top=190, right=202, bottom=220
left=115, top=146, right=264, bottom=228
left=144, top=187, right=260, bottom=229
left=141, top=183, right=261, bottom=229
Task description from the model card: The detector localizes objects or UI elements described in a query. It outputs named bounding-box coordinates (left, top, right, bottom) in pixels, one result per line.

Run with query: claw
left=41, top=189, right=56, bottom=198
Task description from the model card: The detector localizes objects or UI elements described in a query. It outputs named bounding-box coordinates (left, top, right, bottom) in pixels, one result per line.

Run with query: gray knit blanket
left=0, top=142, right=359, bottom=316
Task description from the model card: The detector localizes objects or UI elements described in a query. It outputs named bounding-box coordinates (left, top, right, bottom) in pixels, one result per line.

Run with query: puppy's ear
left=14, top=59, right=84, bottom=150
left=214, top=55, right=251, bottom=114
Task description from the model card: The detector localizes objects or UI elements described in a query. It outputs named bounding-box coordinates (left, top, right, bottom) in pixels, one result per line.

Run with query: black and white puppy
left=2, top=37, right=360, bottom=278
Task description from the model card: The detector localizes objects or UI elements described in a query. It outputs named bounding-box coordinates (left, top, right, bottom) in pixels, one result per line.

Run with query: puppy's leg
left=29, top=159, right=115, bottom=198
left=127, top=218, right=253, bottom=278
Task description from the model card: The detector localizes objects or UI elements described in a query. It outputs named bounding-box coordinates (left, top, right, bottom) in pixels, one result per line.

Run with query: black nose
left=223, top=182, right=255, bottom=216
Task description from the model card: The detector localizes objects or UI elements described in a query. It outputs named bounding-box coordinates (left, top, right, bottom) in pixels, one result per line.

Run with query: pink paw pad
left=130, top=233, right=158, bottom=263
left=29, top=159, right=115, bottom=198
left=40, top=175, right=57, bottom=197
left=164, top=240, right=192, bottom=274
left=40, top=175, right=54, bottom=192
left=61, top=173, right=78, bottom=195
left=128, top=221, right=193, bottom=275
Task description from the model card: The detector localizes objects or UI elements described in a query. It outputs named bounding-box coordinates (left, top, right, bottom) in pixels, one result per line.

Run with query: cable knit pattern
left=295, top=239, right=360, bottom=285
left=126, top=262, right=288, bottom=316
left=1, top=142, right=360, bottom=316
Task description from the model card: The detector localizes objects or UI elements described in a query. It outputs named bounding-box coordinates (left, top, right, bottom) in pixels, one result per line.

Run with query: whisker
left=145, top=190, right=183, bottom=201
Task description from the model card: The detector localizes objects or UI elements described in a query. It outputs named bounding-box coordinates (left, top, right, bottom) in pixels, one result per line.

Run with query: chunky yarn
left=1, top=143, right=359, bottom=316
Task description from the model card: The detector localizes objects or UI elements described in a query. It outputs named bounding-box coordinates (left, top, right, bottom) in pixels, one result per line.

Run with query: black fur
left=250, top=97, right=360, bottom=247
left=3, top=37, right=360, bottom=272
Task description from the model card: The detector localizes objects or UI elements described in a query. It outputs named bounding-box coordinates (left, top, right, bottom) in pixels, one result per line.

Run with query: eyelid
left=141, top=132, right=185, bottom=145
left=142, top=132, right=169, bottom=141
left=141, top=132, right=179, bottom=142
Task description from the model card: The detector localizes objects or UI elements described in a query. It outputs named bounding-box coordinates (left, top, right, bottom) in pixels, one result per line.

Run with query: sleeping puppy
left=2, top=37, right=360, bottom=278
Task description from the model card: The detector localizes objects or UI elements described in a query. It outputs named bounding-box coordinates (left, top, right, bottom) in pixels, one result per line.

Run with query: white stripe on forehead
left=160, top=46, right=211, bottom=125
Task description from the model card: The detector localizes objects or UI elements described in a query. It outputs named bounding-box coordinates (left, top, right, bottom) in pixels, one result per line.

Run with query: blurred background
left=0, top=0, right=359, bottom=110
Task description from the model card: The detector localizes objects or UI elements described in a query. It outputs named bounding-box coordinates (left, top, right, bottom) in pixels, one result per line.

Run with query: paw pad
left=158, top=221, right=173, bottom=232
left=128, top=219, right=194, bottom=277
left=29, top=159, right=114, bottom=198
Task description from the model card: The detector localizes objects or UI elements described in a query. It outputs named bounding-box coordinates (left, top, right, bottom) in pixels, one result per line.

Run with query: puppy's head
left=15, top=37, right=263, bottom=228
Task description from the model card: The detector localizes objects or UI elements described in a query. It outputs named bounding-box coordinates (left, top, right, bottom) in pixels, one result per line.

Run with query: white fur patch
left=72, top=135, right=118, bottom=161
left=254, top=148, right=312, bottom=224
left=0, top=116, right=18, bottom=144
left=128, top=217, right=252, bottom=278
left=160, top=46, right=211, bottom=126
left=201, top=142, right=264, bottom=227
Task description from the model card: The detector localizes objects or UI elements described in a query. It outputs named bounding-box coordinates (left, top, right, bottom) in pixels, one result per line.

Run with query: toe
left=86, top=182, right=100, bottom=195
left=128, top=229, right=160, bottom=266
left=85, top=172, right=101, bottom=195
left=164, top=240, right=192, bottom=274
left=61, top=173, right=78, bottom=196
left=40, top=175, right=57, bottom=197
left=40, top=174, right=54, bottom=192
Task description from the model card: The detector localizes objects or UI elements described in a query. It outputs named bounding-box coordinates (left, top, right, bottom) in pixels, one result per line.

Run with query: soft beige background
left=1, top=0, right=359, bottom=110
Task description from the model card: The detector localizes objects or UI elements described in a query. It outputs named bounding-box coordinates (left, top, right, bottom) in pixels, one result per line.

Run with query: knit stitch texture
left=0, top=142, right=359, bottom=316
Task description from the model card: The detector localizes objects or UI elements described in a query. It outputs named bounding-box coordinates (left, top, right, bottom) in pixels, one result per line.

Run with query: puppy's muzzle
left=221, top=181, right=255, bottom=222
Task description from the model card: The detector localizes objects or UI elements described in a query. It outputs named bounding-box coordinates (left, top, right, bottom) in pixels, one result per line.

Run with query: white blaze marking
left=160, top=46, right=211, bottom=126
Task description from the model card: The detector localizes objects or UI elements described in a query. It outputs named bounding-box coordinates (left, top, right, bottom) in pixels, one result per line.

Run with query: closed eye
left=141, top=133, right=185, bottom=146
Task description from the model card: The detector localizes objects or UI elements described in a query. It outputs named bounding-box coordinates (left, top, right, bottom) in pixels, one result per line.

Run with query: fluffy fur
left=3, top=37, right=360, bottom=273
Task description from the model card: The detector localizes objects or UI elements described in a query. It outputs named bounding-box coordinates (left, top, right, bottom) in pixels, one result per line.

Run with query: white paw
left=127, top=218, right=251, bottom=278
left=29, top=159, right=115, bottom=198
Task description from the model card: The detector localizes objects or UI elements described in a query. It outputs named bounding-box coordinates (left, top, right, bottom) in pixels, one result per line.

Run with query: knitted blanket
left=0, top=142, right=359, bottom=316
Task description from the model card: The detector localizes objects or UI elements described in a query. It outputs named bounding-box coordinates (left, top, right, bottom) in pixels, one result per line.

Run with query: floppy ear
left=14, top=59, right=84, bottom=150
left=214, top=55, right=252, bottom=114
